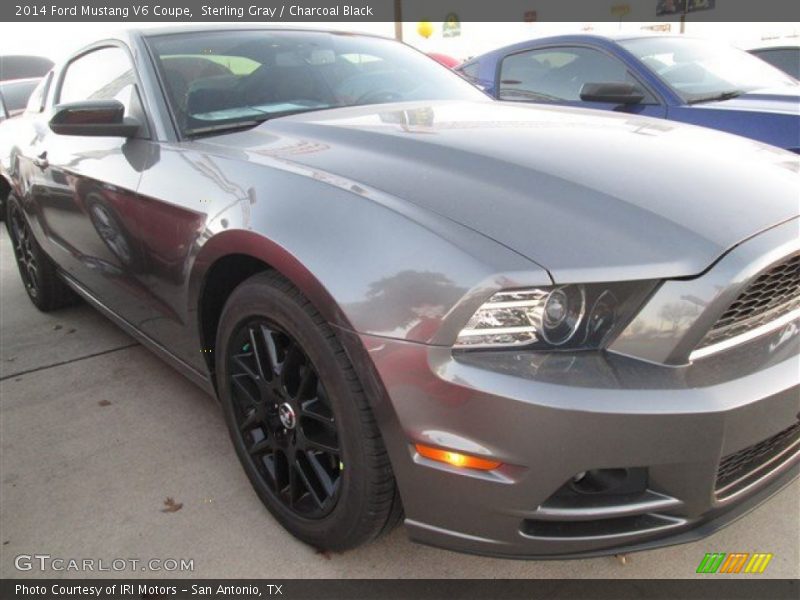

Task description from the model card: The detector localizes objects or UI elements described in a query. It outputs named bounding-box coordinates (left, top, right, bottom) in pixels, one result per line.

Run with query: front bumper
left=354, top=327, right=799, bottom=558
left=342, top=218, right=800, bottom=558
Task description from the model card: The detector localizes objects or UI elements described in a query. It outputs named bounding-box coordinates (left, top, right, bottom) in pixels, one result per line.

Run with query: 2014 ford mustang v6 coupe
left=1, top=27, right=798, bottom=558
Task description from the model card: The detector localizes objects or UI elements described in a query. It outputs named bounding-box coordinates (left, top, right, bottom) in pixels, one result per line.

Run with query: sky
left=0, top=21, right=798, bottom=63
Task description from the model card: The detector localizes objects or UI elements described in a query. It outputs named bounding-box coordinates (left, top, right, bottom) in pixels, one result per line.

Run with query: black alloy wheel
left=215, top=271, right=402, bottom=550
left=6, top=194, right=77, bottom=311
left=227, top=319, right=342, bottom=518
left=8, top=200, right=40, bottom=300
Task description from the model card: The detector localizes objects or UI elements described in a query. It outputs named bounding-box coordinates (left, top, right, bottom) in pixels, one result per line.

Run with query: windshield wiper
left=185, top=118, right=271, bottom=137
left=687, top=90, right=744, bottom=105
left=185, top=106, right=337, bottom=138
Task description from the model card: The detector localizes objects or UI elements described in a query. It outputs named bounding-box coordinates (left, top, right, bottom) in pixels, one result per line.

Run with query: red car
left=426, top=52, right=461, bottom=69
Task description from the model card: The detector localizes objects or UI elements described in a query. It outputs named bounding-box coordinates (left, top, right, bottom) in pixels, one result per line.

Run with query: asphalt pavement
left=1, top=225, right=798, bottom=579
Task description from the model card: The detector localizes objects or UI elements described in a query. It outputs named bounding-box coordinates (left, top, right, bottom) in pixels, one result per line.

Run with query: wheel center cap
left=278, top=403, right=297, bottom=430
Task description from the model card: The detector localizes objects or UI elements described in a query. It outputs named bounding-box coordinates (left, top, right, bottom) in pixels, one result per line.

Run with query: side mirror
left=580, top=82, right=645, bottom=105
left=49, top=100, right=140, bottom=137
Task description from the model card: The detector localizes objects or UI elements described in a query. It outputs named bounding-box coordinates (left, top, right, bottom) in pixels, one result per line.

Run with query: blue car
left=460, top=35, right=800, bottom=152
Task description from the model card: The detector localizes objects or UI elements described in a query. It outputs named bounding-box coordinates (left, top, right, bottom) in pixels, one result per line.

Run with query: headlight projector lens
left=541, top=286, right=585, bottom=345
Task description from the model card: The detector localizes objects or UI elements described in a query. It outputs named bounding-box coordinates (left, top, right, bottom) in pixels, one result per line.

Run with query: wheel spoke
left=231, top=373, right=260, bottom=410
left=316, top=384, right=334, bottom=409
left=263, top=453, right=277, bottom=486
left=305, top=437, right=339, bottom=454
left=232, top=353, right=260, bottom=384
left=279, top=342, right=302, bottom=391
left=287, top=457, right=298, bottom=507
left=275, top=450, right=290, bottom=496
left=238, top=408, right=260, bottom=432
left=300, top=399, right=335, bottom=429
left=259, top=325, right=282, bottom=377
left=306, top=451, right=336, bottom=497
left=248, top=326, right=268, bottom=381
left=294, top=459, right=325, bottom=508
left=294, top=366, right=317, bottom=401
left=248, top=436, right=272, bottom=457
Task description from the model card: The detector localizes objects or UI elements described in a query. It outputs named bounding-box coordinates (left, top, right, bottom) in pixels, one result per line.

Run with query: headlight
left=455, top=281, right=656, bottom=350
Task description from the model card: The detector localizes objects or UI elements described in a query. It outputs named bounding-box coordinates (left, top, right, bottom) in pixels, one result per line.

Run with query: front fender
left=177, top=147, right=548, bottom=346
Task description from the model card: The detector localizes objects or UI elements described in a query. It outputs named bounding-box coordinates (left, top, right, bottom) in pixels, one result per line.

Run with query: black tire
left=6, top=194, right=77, bottom=311
left=215, top=271, right=401, bottom=551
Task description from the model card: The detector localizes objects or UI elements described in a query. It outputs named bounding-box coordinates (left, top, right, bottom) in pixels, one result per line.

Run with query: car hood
left=207, top=100, right=800, bottom=283
left=691, top=86, right=800, bottom=115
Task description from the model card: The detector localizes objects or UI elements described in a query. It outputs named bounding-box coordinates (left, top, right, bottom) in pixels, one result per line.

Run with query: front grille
left=715, top=421, right=800, bottom=499
left=697, top=253, right=800, bottom=351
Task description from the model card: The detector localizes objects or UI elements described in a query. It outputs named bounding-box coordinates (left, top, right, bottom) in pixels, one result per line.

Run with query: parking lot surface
left=1, top=227, right=798, bottom=579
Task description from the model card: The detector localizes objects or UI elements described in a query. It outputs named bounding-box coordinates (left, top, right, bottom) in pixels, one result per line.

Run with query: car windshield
left=146, top=29, right=487, bottom=136
left=619, top=37, right=798, bottom=103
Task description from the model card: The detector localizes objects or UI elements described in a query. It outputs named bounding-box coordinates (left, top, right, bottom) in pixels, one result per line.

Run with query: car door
left=496, top=45, right=666, bottom=117
left=28, top=44, right=154, bottom=323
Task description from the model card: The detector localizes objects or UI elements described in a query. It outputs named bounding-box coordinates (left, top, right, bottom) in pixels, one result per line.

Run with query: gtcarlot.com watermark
left=14, top=554, right=194, bottom=573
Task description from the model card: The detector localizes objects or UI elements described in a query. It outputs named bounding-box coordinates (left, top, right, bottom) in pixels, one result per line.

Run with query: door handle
left=33, top=151, right=48, bottom=170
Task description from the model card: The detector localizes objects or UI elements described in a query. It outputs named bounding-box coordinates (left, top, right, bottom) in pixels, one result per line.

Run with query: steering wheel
left=353, top=89, right=404, bottom=105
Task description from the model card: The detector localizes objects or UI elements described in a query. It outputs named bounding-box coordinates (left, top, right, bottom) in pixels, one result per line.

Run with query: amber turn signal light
left=415, top=444, right=502, bottom=471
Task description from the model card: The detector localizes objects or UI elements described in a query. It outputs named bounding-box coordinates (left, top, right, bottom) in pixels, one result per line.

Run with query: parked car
left=0, top=77, right=43, bottom=119
left=0, top=78, right=47, bottom=220
left=0, top=55, right=53, bottom=81
left=461, top=34, right=800, bottom=151
left=749, top=46, right=800, bottom=80
left=427, top=52, right=461, bottom=69
left=1, top=27, right=798, bottom=558
left=0, top=55, right=53, bottom=220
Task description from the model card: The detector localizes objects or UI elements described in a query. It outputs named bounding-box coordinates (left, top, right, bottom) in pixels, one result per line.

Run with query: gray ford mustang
left=1, top=27, right=798, bottom=558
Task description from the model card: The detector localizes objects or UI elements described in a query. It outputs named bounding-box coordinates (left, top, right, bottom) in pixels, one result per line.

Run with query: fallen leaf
left=53, top=325, right=63, bottom=331
left=161, top=497, right=183, bottom=513
left=98, top=400, right=112, bottom=407
left=315, top=548, right=332, bottom=560
left=66, top=328, right=77, bottom=334
left=615, top=554, right=629, bottom=565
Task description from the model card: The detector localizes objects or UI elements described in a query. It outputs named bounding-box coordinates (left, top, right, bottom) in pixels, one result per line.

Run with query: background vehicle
left=427, top=52, right=461, bottom=68
left=0, top=55, right=53, bottom=80
left=461, top=34, right=800, bottom=151
left=1, top=27, right=798, bottom=558
left=749, top=46, right=800, bottom=79
left=0, top=55, right=52, bottom=219
left=0, top=78, right=45, bottom=219
left=0, top=77, right=43, bottom=118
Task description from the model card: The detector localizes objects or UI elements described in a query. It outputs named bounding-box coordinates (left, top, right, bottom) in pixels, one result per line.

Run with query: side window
left=754, top=49, right=798, bottom=78
left=59, top=47, right=139, bottom=115
left=458, top=61, right=480, bottom=81
left=25, top=71, right=53, bottom=114
left=499, top=47, right=652, bottom=103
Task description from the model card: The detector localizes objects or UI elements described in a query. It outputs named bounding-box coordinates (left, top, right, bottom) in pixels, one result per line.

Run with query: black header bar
left=2, top=0, right=799, bottom=22
left=2, top=579, right=800, bottom=600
